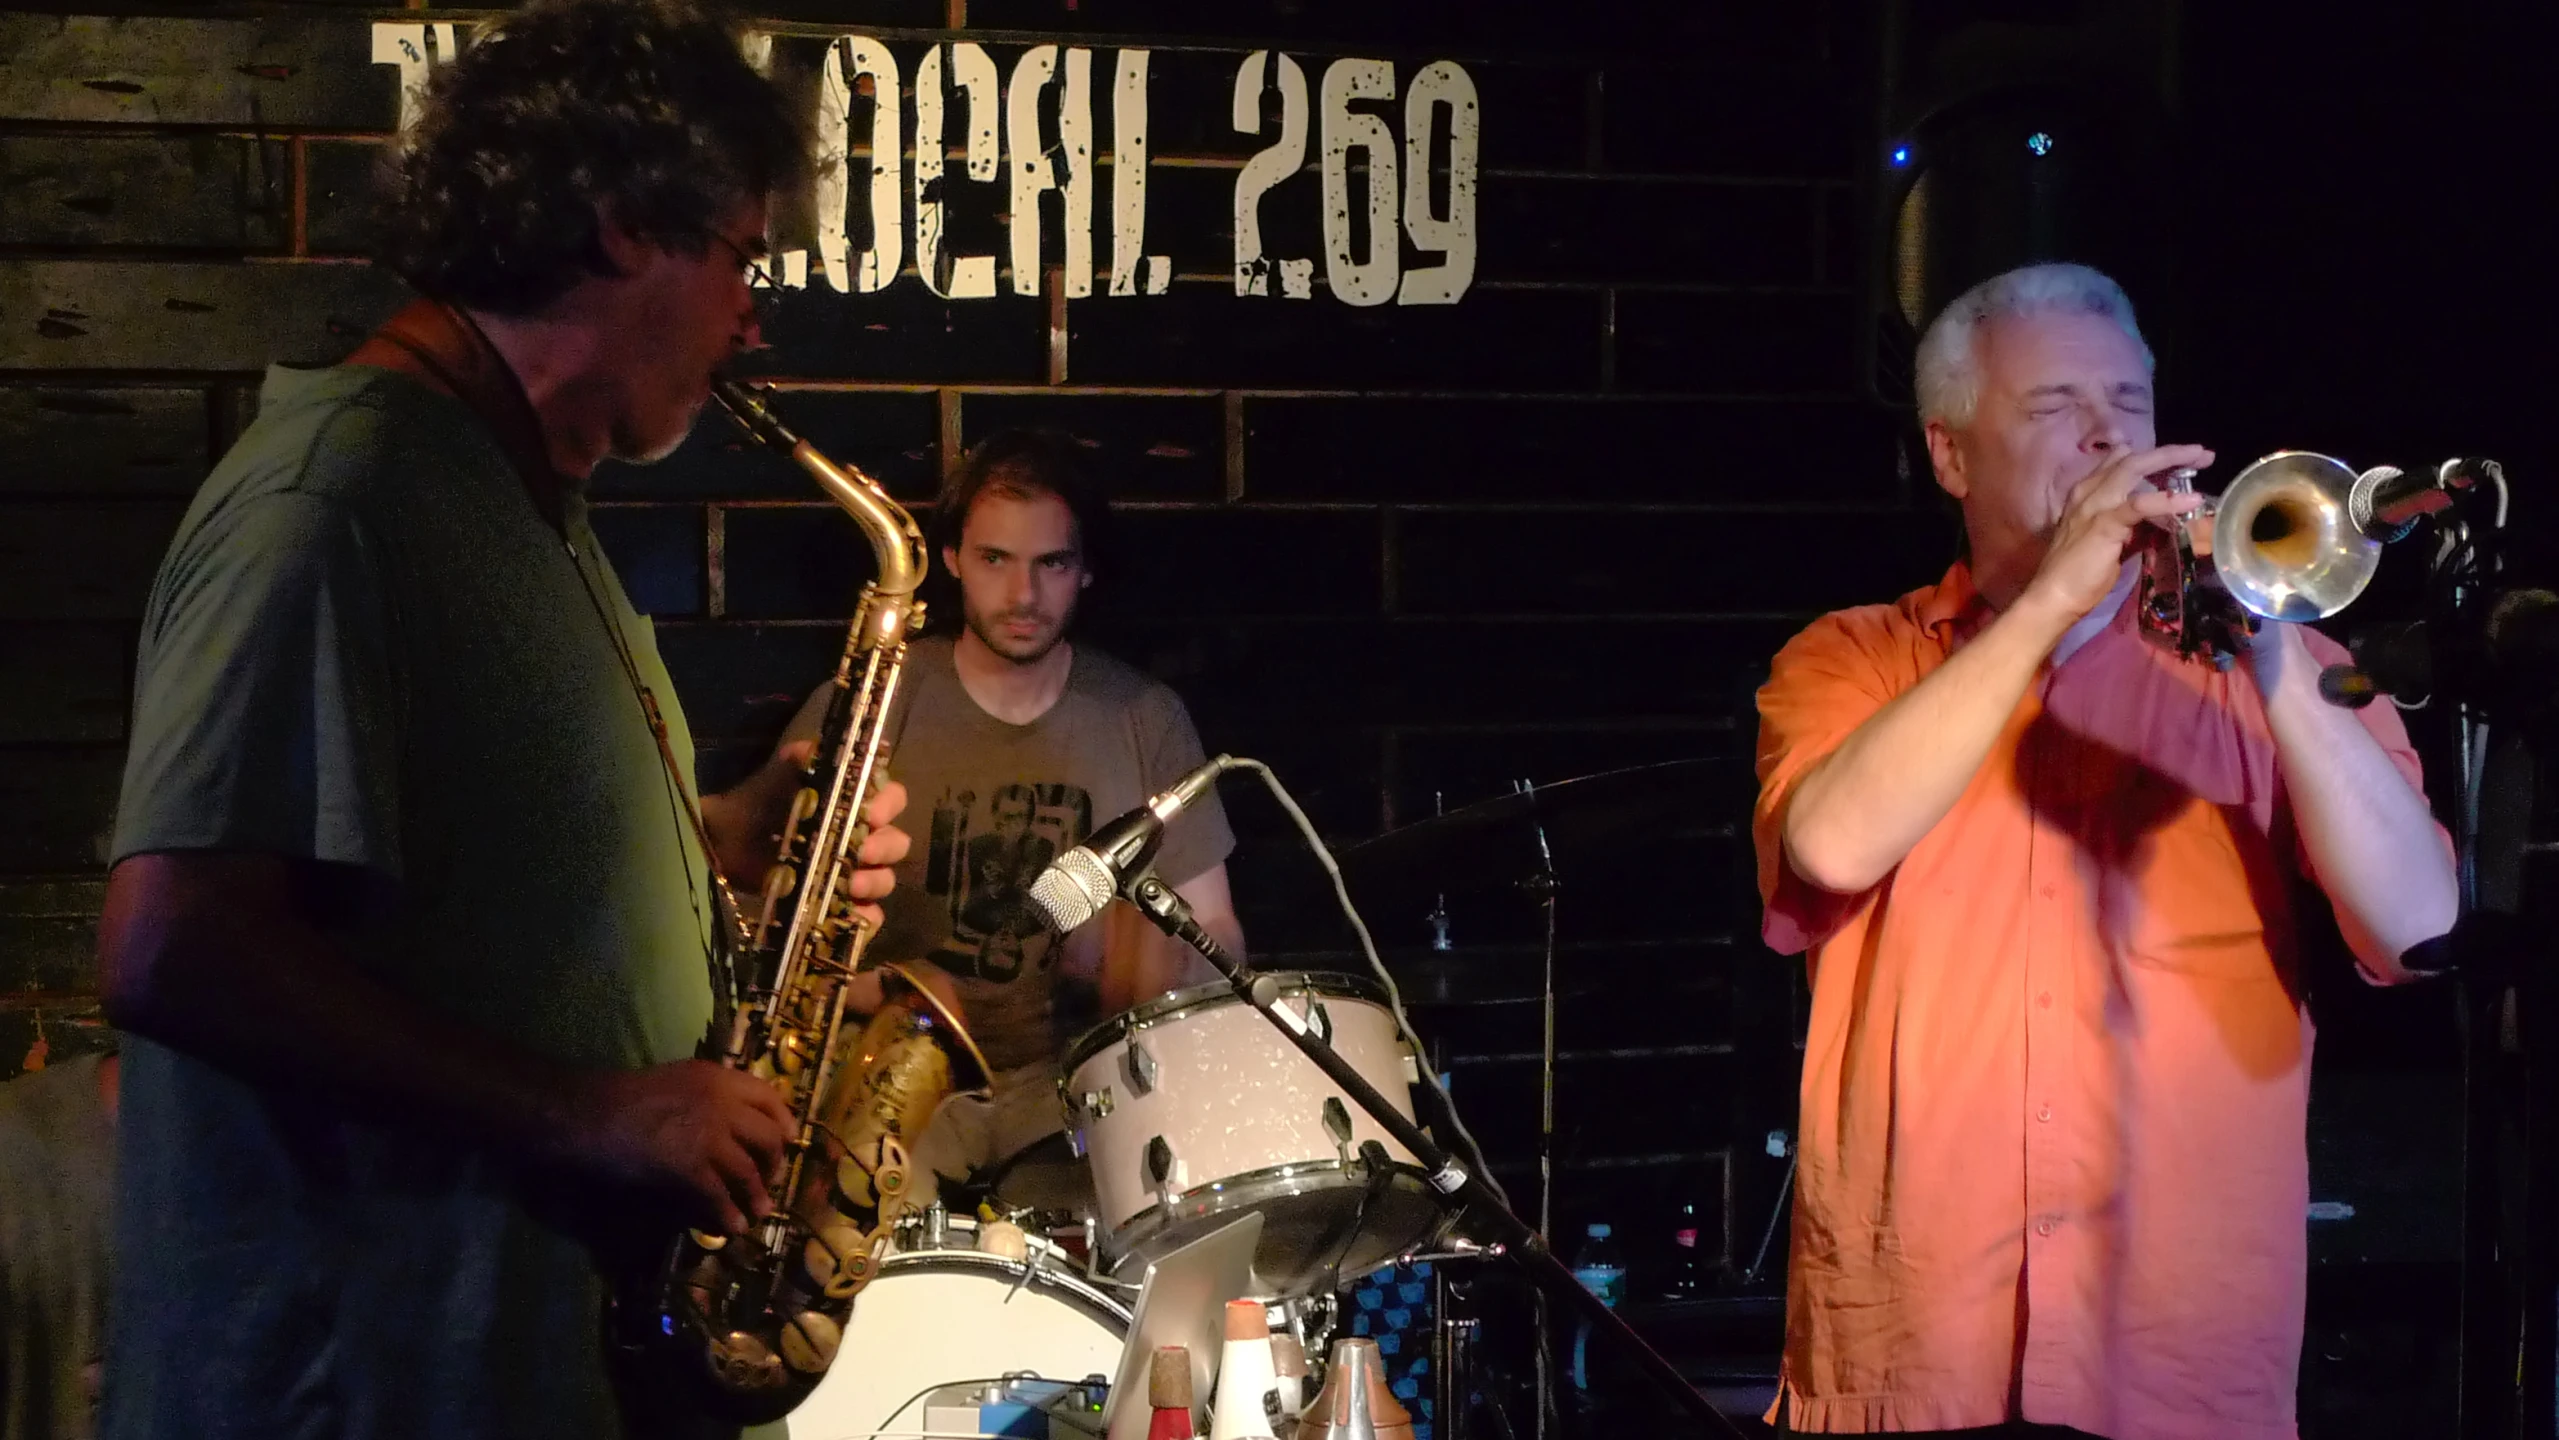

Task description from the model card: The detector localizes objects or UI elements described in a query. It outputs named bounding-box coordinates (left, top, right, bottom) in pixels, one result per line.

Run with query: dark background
left=1, top=1, right=2550, bottom=1434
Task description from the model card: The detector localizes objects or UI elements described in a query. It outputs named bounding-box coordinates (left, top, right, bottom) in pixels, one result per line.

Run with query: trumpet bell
left=2209, top=451, right=2381, bottom=622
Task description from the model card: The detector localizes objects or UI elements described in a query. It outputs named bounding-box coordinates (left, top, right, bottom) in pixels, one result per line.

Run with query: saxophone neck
left=712, top=380, right=930, bottom=604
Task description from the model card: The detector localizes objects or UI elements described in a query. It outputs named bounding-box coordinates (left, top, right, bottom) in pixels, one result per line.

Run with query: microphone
left=2347, top=458, right=2495, bottom=542
left=1028, top=755, right=1236, bottom=931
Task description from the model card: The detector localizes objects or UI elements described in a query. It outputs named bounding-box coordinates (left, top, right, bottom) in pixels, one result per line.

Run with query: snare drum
left=1059, top=972, right=1447, bottom=1295
left=775, top=1217, right=1129, bottom=1440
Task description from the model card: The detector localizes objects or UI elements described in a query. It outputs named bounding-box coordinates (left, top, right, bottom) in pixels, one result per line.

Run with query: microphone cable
left=1225, top=758, right=1511, bottom=1210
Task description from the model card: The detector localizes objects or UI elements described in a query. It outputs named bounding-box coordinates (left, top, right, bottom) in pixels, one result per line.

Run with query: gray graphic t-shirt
left=873, top=635, right=1234, bottom=1074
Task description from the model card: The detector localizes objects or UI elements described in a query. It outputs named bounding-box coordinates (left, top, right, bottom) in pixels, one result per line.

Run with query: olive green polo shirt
left=105, top=364, right=719, bottom=1439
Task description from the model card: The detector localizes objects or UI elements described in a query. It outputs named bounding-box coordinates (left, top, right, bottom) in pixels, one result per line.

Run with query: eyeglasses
left=704, top=228, right=778, bottom=292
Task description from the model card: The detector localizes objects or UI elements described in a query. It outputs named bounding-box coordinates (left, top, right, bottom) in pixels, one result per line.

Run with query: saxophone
left=642, top=379, right=989, bottom=1422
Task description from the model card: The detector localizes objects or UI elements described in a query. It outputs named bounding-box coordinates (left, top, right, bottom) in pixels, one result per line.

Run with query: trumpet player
left=90, top=2, right=908, bottom=1436
left=1752, top=262, right=2456, bottom=1439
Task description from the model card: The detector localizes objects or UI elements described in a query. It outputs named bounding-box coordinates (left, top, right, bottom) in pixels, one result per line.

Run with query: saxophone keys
left=709, top=1331, right=786, bottom=1391
left=869, top=1134, right=911, bottom=1205
left=780, top=1309, right=843, bottom=1375
left=804, top=1220, right=876, bottom=1299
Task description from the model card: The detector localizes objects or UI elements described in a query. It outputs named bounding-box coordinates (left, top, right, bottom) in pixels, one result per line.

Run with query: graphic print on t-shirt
left=921, top=780, right=1093, bottom=982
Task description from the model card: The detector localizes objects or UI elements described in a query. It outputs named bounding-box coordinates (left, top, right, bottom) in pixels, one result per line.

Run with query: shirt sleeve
left=1138, top=686, right=1236, bottom=887
left=111, top=490, right=404, bottom=877
left=2288, top=624, right=2448, bottom=871
left=1753, top=613, right=1903, bottom=955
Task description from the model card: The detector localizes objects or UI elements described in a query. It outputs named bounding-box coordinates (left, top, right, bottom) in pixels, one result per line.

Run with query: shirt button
left=2038, top=884, right=2057, bottom=899
left=2037, top=992, right=2054, bottom=1010
left=2037, top=1105, right=2054, bottom=1123
left=2036, top=1218, right=2057, bottom=1237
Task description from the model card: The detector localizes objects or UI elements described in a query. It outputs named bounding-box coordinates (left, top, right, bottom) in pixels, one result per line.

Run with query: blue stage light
left=2027, top=131, right=2055, bottom=157
left=1891, top=145, right=1911, bottom=167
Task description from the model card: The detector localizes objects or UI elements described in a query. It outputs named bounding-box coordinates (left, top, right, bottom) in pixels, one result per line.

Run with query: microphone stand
left=1118, top=871, right=1746, bottom=1439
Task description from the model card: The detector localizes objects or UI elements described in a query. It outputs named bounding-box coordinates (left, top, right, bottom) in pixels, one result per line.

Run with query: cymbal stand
left=1513, top=778, right=1562, bottom=1440
left=1113, top=760, right=1746, bottom=1439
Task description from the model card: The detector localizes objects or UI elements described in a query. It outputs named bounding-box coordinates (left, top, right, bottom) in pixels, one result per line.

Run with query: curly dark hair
left=375, top=0, right=807, bottom=313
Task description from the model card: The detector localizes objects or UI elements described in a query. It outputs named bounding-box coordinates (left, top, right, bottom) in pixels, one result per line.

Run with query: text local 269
left=370, top=29, right=1484, bottom=308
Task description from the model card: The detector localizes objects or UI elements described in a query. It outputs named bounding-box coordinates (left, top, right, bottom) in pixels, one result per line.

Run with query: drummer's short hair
left=932, top=429, right=1113, bottom=574
left=1915, top=262, right=2154, bottom=428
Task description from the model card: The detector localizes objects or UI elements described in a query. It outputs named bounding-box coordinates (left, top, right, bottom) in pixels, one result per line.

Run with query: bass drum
left=764, top=1219, right=1129, bottom=1440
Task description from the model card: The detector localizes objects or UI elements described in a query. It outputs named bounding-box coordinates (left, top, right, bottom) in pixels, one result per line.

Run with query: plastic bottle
left=1661, top=1201, right=1706, bottom=1300
left=1570, top=1222, right=1627, bottom=1308
left=1567, top=1222, right=1626, bottom=1399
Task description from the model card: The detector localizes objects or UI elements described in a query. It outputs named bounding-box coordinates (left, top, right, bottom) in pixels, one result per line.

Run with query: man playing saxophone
left=1752, top=262, right=2457, bottom=1439
left=92, top=2, right=902, bottom=1435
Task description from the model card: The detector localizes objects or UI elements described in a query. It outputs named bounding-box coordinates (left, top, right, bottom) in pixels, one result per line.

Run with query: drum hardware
left=1091, top=758, right=1749, bottom=1438
left=1324, top=1098, right=1356, bottom=1165
left=1427, top=791, right=1454, bottom=952
left=1518, top=776, right=1561, bottom=1440
left=1306, top=1142, right=1407, bottom=1294
left=1739, top=1135, right=1797, bottom=1288
left=1145, top=1136, right=1187, bottom=1218
left=1337, top=761, right=1722, bottom=906
left=1127, top=1039, right=1161, bottom=1095
left=1306, top=997, right=1336, bottom=1042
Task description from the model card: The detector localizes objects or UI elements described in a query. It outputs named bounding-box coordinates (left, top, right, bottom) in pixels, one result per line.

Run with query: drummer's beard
left=964, top=592, right=1075, bottom=665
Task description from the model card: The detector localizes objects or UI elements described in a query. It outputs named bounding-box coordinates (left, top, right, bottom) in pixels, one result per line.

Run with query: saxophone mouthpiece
left=712, top=378, right=802, bottom=454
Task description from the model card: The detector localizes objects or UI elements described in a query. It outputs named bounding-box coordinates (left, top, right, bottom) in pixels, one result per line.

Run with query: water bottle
left=1570, top=1222, right=1627, bottom=1307
left=1567, top=1222, right=1626, bottom=1398
left=1661, top=1201, right=1706, bottom=1300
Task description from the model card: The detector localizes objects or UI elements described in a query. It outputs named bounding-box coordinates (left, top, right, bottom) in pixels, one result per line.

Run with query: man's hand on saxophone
left=702, top=746, right=914, bottom=934
left=97, top=778, right=921, bottom=1242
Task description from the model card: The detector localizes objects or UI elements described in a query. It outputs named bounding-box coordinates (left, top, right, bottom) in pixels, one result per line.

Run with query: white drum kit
left=776, top=971, right=1452, bottom=1440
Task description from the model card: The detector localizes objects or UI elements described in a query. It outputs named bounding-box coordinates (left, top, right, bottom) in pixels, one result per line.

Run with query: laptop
left=1100, top=1212, right=1266, bottom=1440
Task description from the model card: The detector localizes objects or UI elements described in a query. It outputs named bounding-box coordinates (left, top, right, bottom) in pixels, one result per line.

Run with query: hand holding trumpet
left=2020, top=444, right=2218, bottom=624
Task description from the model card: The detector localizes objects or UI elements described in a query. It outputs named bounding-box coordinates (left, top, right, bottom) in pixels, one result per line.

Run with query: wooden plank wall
left=0, top=0, right=1925, bottom=1281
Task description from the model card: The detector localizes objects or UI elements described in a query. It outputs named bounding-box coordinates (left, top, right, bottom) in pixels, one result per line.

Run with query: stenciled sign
left=372, top=25, right=1481, bottom=307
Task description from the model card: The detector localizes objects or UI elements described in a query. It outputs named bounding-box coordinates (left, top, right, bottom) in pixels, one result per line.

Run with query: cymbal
left=1338, top=759, right=1724, bottom=897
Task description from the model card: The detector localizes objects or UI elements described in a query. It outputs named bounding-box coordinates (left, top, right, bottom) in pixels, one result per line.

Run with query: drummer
left=791, top=428, right=1244, bottom=1214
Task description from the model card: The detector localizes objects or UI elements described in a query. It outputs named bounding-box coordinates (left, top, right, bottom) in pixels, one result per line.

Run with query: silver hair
left=1913, top=262, right=2154, bottom=428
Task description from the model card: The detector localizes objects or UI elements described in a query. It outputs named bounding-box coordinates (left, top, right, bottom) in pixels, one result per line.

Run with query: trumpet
left=2135, top=452, right=2386, bottom=667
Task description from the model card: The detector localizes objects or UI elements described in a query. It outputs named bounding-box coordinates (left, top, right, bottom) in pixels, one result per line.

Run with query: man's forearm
left=2255, top=632, right=2459, bottom=977
left=1782, top=595, right=2073, bottom=893
left=99, top=853, right=580, bottom=1156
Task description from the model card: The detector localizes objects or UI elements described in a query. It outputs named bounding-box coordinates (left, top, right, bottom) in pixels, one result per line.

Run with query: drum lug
left=1323, top=1096, right=1355, bottom=1167
left=1125, top=1040, right=1159, bottom=1096
left=1145, top=1135, right=1185, bottom=1210
left=1310, top=1000, right=1333, bottom=1043
left=1059, top=1077, right=1112, bottom=1154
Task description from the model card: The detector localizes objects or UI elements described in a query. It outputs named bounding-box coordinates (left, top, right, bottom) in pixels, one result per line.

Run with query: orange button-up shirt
left=1752, top=562, right=2433, bottom=1440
